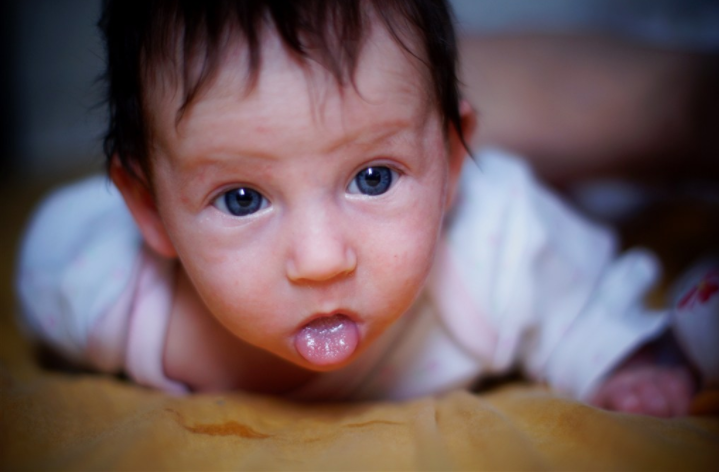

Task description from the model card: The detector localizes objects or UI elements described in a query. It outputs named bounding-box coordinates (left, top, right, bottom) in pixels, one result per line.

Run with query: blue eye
left=349, top=166, right=396, bottom=196
left=213, top=187, right=267, bottom=216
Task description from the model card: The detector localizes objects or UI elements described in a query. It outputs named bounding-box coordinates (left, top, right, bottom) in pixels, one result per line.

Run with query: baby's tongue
left=295, top=314, right=359, bottom=367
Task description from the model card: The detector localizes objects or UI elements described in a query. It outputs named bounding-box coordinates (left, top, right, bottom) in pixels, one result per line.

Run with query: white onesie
left=16, top=148, right=717, bottom=400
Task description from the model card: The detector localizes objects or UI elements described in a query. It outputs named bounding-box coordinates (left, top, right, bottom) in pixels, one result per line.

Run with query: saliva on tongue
left=295, top=314, right=359, bottom=367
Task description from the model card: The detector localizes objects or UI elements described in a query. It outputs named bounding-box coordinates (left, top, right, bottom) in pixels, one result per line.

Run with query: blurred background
left=1, top=1, right=106, bottom=182
left=456, top=0, right=719, bottom=187
left=1, top=0, right=718, bottom=184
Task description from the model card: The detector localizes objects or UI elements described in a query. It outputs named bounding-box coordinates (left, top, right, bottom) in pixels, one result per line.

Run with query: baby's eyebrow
left=182, top=118, right=416, bottom=167
left=323, top=118, right=415, bottom=154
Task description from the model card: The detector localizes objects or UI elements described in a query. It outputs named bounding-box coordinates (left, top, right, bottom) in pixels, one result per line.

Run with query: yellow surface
left=3, top=347, right=719, bottom=470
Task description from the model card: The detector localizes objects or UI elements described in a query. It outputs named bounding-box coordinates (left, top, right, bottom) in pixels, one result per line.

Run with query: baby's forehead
left=142, top=14, right=433, bottom=129
left=146, top=33, right=437, bottom=160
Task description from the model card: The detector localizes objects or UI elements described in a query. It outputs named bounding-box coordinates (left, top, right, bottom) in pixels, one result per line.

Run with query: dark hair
left=99, top=0, right=465, bottom=182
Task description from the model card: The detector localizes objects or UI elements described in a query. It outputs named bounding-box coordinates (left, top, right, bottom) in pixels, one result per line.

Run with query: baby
left=17, top=0, right=718, bottom=416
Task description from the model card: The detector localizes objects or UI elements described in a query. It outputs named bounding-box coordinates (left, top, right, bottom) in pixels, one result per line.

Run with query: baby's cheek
left=182, top=253, right=268, bottom=324
left=370, top=220, right=438, bottom=299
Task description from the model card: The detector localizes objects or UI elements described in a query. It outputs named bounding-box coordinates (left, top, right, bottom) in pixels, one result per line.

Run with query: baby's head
left=101, top=0, right=476, bottom=372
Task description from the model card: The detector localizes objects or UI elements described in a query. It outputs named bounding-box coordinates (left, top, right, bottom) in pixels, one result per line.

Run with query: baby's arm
left=594, top=260, right=719, bottom=416
left=590, top=340, right=696, bottom=417
left=443, top=150, right=713, bottom=415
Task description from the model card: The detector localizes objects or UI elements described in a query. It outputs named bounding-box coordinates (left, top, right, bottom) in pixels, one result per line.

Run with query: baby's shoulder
left=20, top=175, right=136, bottom=267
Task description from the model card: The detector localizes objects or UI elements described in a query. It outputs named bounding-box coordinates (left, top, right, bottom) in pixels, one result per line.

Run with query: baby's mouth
left=294, top=314, right=359, bottom=367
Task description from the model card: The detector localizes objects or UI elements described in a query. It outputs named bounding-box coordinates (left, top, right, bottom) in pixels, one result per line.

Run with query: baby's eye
left=348, top=166, right=397, bottom=196
left=213, top=187, right=267, bottom=217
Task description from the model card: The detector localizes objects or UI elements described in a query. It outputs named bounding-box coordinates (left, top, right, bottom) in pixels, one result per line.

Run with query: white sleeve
left=441, top=148, right=668, bottom=400
left=16, top=176, right=143, bottom=367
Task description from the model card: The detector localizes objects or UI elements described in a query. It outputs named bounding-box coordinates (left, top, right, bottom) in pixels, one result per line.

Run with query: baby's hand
left=590, top=348, right=697, bottom=417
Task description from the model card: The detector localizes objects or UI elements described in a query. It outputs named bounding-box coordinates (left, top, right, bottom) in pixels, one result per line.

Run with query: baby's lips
left=294, top=314, right=359, bottom=367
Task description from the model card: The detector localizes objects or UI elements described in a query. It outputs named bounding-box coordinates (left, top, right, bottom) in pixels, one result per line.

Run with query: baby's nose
left=285, top=210, right=357, bottom=284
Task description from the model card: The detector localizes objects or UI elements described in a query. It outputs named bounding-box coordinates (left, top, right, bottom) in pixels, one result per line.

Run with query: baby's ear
left=446, top=100, right=477, bottom=209
left=110, top=157, right=178, bottom=259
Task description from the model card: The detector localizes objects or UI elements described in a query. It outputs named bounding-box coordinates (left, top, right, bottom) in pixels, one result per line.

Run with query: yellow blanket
left=2, top=333, right=718, bottom=470
left=2, top=183, right=718, bottom=471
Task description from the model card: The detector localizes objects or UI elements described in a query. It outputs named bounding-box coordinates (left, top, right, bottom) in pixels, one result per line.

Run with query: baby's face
left=143, top=25, right=466, bottom=372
